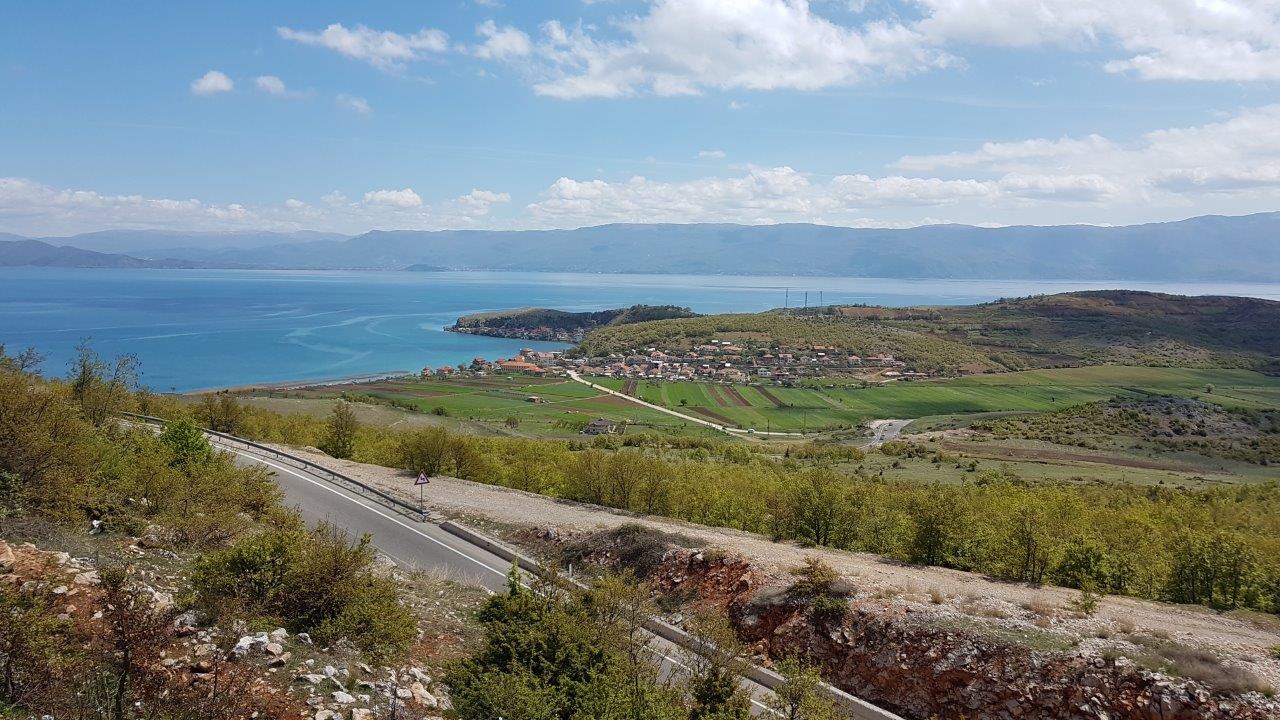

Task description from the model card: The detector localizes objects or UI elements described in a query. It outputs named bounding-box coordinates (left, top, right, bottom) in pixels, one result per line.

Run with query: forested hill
left=575, top=291, right=1280, bottom=373
left=451, top=305, right=697, bottom=337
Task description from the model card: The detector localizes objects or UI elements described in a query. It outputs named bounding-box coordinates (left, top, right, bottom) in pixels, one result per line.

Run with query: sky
left=2, top=0, right=1280, bottom=237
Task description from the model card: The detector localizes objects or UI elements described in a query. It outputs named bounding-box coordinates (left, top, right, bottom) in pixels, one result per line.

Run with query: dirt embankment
left=545, top=529, right=1280, bottom=720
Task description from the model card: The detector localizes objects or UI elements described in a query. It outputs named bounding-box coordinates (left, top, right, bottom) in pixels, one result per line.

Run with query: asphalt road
left=220, top=440, right=785, bottom=715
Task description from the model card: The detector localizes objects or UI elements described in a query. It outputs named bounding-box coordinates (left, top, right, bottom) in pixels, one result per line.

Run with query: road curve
left=216, top=437, right=787, bottom=716
left=568, top=371, right=803, bottom=437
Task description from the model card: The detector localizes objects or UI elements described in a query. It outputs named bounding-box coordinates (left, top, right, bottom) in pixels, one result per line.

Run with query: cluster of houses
left=420, top=349, right=569, bottom=379
left=421, top=340, right=927, bottom=386
left=573, top=340, right=925, bottom=384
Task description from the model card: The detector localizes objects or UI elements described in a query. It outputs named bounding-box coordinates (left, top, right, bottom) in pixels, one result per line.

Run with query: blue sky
left=2, top=0, right=1280, bottom=236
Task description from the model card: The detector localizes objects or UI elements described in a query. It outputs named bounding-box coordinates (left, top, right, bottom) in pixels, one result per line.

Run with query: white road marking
left=227, top=448, right=509, bottom=580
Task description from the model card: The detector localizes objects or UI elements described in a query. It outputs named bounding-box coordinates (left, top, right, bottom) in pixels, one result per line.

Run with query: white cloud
left=7, top=106, right=1280, bottom=234
left=471, top=0, right=1280, bottom=98
left=255, top=75, right=288, bottom=96
left=0, top=178, right=518, bottom=235
left=277, top=23, right=448, bottom=72
left=190, top=70, right=233, bottom=96
left=336, top=94, right=371, bottom=114
left=697, top=149, right=727, bottom=159
left=473, top=20, right=534, bottom=60
left=915, top=0, right=1280, bottom=81
left=524, top=105, right=1280, bottom=225
left=484, top=0, right=954, bottom=98
left=362, top=188, right=423, bottom=208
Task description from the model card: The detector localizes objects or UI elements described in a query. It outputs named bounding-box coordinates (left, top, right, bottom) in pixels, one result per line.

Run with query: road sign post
left=415, top=471, right=430, bottom=517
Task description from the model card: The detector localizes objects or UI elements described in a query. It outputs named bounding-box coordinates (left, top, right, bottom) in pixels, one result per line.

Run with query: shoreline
left=182, top=370, right=412, bottom=395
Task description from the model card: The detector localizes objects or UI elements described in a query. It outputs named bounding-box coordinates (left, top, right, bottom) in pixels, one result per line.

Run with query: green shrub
left=192, top=520, right=415, bottom=660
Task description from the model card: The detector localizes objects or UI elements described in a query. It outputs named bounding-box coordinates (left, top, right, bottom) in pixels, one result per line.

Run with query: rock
left=332, top=691, right=355, bottom=704
left=88, top=519, right=103, bottom=535
left=269, top=627, right=289, bottom=642
left=296, top=674, right=326, bottom=685
left=313, top=711, right=341, bottom=720
left=264, top=642, right=285, bottom=656
left=410, top=682, right=438, bottom=708
left=0, top=541, right=13, bottom=571
left=296, top=632, right=313, bottom=645
left=266, top=652, right=291, bottom=668
left=408, top=667, right=431, bottom=684
left=350, top=711, right=374, bottom=720
left=190, top=660, right=213, bottom=674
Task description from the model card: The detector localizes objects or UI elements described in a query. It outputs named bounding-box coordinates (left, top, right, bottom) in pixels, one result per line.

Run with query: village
left=420, top=337, right=929, bottom=385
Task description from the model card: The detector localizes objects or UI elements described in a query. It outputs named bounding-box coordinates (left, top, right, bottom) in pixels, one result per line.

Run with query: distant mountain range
left=2, top=212, right=1278, bottom=281
left=0, top=239, right=222, bottom=269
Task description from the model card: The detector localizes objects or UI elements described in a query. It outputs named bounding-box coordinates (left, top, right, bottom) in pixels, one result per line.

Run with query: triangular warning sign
left=415, top=472, right=430, bottom=485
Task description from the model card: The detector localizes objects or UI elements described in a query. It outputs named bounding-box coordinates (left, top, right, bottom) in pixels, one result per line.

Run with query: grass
left=247, top=374, right=726, bottom=439
left=594, top=366, right=1280, bottom=433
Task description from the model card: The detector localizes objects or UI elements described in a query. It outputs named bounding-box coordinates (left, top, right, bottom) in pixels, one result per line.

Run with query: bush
left=809, top=595, right=848, bottom=626
left=788, top=557, right=841, bottom=597
left=192, top=520, right=415, bottom=660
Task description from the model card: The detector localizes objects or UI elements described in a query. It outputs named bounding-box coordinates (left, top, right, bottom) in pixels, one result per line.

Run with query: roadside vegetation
left=448, top=569, right=839, bottom=720
left=0, top=344, right=466, bottom=717
left=141, top=389, right=1280, bottom=618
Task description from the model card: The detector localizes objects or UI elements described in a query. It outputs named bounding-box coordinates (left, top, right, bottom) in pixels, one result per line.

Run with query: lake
left=2, top=267, right=1277, bottom=392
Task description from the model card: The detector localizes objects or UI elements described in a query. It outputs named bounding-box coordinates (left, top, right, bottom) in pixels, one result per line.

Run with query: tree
left=684, top=610, right=751, bottom=720
left=320, top=401, right=358, bottom=459
left=94, top=565, right=176, bottom=720
left=786, top=468, right=855, bottom=547
left=397, top=426, right=452, bottom=476
left=67, top=341, right=138, bottom=426
left=159, top=417, right=214, bottom=467
left=768, top=659, right=839, bottom=720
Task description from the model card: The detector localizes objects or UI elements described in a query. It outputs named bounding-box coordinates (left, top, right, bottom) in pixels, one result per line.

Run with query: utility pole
left=804, top=291, right=808, bottom=309
left=784, top=287, right=789, bottom=308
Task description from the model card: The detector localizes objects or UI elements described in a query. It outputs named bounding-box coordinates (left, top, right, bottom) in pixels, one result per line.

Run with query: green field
left=281, top=374, right=724, bottom=438
left=593, top=366, right=1280, bottom=432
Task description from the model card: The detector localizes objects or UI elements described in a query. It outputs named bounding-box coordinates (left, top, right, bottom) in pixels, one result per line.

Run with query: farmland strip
left=707, top=384, right=731, bottom=407
left=690, top=406, right=737, bottom=426
left=755, top=386, right=786, bottom=408
left=722, top=385, right=753, bottom=407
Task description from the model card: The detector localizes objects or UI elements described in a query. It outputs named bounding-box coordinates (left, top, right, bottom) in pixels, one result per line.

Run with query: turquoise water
left=1, top=267, right=1277, bottom=392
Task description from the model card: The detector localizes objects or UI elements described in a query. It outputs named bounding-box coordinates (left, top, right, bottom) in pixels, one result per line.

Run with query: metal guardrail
left=120, top=411, right=429, bottom=522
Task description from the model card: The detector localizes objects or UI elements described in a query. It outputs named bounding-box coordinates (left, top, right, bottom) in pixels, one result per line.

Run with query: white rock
left=313, top=711, right=341, bottom=720
left=332, top=691, right=355, bottom=704
left=410, top=682, right=438, bottom=708
left=350, top=710, right=374, bottom=720
left=264, top=642, right=285, bottom=656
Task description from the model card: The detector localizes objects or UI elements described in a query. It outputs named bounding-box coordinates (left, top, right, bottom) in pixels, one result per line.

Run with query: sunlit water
left=2, top=267, right=1276, bottom=392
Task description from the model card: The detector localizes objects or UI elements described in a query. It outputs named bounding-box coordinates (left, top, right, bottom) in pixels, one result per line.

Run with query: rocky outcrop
left=548, top=529, right=1280, bottom=720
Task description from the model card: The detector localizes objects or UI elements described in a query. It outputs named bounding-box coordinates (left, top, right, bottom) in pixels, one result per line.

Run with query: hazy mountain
left=35, top=229, right=349, bottom=256
left=5, top=212, right=1278, bottom=280
left=0, top=239, right=220, bottom=269
left=141, top=212, right=1280, bottom=281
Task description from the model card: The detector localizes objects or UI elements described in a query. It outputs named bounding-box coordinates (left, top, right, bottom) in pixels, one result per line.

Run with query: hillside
left=0, top=238, right=214, bottom=269
left=31, top=212, right=1280, bottom=280
left=575, top=291, right=1280, bottom=373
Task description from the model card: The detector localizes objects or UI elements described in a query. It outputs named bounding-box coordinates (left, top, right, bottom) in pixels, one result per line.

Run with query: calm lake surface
left=2, top=267, right=1278, bottom=392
